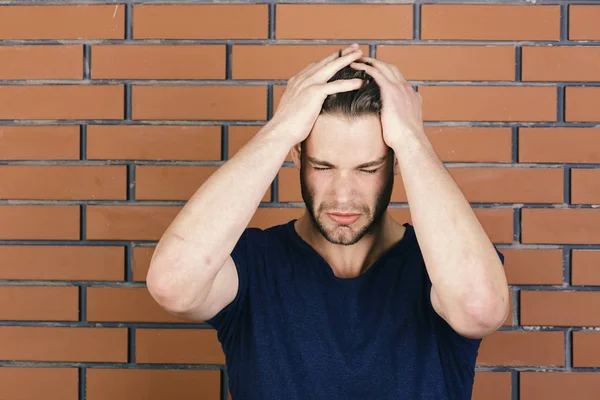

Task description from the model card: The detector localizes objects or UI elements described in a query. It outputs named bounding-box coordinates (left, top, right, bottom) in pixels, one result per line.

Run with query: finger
left=309, top=48, right=364, bottom=83
left=319, top=78, right=364, bottom=96
left=298, top=44, right=359, bottom=78
left=358, top=56, right=406, bottom=82
left=349, top=62, right=391, bottom=87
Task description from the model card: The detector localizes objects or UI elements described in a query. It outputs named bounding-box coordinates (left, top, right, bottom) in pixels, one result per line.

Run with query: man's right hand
left=266, top=43, right=365, bottom=146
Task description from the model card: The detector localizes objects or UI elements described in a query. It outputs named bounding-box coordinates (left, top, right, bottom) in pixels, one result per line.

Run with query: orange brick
left=570, top=5, right=600, bottom=41
left=0, top=126, right=80, bottom=160
left=87, top=287, right=188, bottom=323
left=136, top=166, right=271, bottom=202
left=0, top=367, right=78, bottom=400
left=278, top=166, right=562, bottom=204
left=521, top=372, right=600, bottom=400
left=0, top=286, right=77, bottom=321
left=133, top=4, right=267, bottom=39
left=523, top=46, right=600, bottom=82
left=521, top=291, right=600, bottom=326
left=87, top=125, right=221, bottom=161
left=0, top=85, right=123, bottom=120
left=0, top=166, right=126, bottom=200
left=92, top=45, right=226, bottom=80
left=421, top=5, right=560, bottom=40
left=566, top=87, right=600, bottom=122
left=276, top=4, right=412, bottom=40
left=573, top=331, right=600, bottom=367
left=502, top=249, right=563, bottom=285
left=522, top=209, right=600, bottom=245
left=519, top=128, right=600, bottom=164
left=377, top=45, right=515, bottom=81
left=133, top=246, right=154, bottom=282
left=572, top=250, right=600, bottom=286
left=0, top=326, right=127, bottom=362
left=0, top=206, right=79, bottom=240
left=0, top=5, right=124, bottom=39
left=232, top=44, right=370, bottom=80
left=478, top=330, right=564, bottom=366
left=572, top=169, right=600, bottom=205
left=132, top=86, right=266, bottom=121
left=0, top=245, right=124, bottom=281
left=472, top=372, right=511, bottom=400
left=86, top=205, right=180, bottom=241
left=136, top=329, right=224, bottom=364
left=420, top=86, right=556, bottom=122
left=0, top=45, right=82, bottom=79
left=86, top=369, right=221, bottom=400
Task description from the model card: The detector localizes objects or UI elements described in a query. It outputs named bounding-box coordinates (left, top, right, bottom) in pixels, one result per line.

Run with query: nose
left=330, top=170, right=357, bottom=204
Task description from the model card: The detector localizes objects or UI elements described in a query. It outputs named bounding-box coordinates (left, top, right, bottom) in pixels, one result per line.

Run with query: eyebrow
left=307, top=154, right=388, bottom=169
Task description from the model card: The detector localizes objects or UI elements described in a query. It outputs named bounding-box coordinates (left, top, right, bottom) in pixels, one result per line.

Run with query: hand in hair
left=350, top=57, right=424, bottom=149
left=266, top=43, right=366, bottom=146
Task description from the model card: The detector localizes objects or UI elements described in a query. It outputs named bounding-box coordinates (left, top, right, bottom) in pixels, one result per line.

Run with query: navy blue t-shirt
left=205, top=219, right=505, bottom=399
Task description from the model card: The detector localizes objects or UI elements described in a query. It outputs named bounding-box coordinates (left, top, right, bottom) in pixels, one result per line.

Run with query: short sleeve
left=204, top=227, right=265, bottom=338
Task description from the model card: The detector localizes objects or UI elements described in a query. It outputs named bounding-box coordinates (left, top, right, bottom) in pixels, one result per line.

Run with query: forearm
left=392, top=130, right=509, bottom=328
left=147, top=122, right=293, bottom=301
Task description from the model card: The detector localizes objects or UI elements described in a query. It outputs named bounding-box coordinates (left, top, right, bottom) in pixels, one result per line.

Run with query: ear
left=290, top=142, right=302, bottom=169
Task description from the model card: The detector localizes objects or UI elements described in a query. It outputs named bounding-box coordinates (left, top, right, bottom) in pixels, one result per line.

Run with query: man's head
left=290, top=62, right=398, bottom=246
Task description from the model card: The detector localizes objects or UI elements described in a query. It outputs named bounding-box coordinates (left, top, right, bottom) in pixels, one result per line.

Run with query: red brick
left=92, top=45, right=226, bottom=80
left=87, top=287, right=189, bottom=323
left=523, top=46, right=600, bottom=82
left=132, top=86, right=266, bottom=121
left=521, top=372, right=600, bottom=399
left=135, top=166, right=271, bottom=202
left=0, top=286, right=77, bottom=321
left=133, top=4, right=267, bottom=39
left=573, top=331, right=600, bottom=367
left=521, top=291, right=600, bottom=326
left=86, top=369, right=221, bottom=400
left=232, top=44, right=370, bottom=80
left=566, top=87, right=600, bottom=122
left=570, top=5, right=600, bottom=41
left=472, top=372, right=511, bottom=400
left=0, top=5, right=124, bottom=39
left=421, top=5, right=560, bottom=41
left=420, top=86, right=556, bottom=122
left=0, top=326, right=126, bottom=362
left=519, top=128, right=600, bottom=164
left=0, top=166, right=126, bottom=200
left=0, top=245, right=124, bottom=281
left=378, top=45, right=515, bottom=81
left=136, top=329, right=224, bottom=364
left=276, top=4, right=412, bottom=40
left=87, top=125, right=221, bottom=161
left=0, top=45, right=82, bottom=79
left=0, top=206, right=79, bottom=240
left=0, top=126, right=80, bottom=160
left=572, top=250, right=600, bottom=286
left=572, top=169, right=600, bottom=205
left=502, top=249, right=563, bottom=285
left=522, top=209, right=600, bottom=245
left=0, top=367, right=78, bottom=400
left=133, top=246, right=154, bottom=282
left=478, top=330, right=564, bottom=367
left=0, top=85, right=123, bottom=120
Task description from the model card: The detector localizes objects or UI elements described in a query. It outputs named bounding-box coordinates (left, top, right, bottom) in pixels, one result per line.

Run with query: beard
left=299, top=149, right=394, bottom=246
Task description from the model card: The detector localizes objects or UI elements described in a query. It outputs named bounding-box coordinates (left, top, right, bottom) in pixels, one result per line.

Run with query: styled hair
left=320, top=50, right=381, bottom=118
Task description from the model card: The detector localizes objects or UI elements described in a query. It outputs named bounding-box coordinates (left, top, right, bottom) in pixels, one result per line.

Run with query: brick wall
left=0, top=1, right=599, bottom=399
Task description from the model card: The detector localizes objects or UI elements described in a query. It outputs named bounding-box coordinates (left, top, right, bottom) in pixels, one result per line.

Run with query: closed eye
left=313, top=167, right=378, bottom=174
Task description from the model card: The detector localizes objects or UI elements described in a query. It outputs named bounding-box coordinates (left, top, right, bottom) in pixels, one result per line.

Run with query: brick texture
left=0, top=2, right=598, bottom=400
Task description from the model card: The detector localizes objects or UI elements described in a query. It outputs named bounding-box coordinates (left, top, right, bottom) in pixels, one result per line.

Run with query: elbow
left=146, top=261, right=199, bottom=314
left=452, top=291, right=510, bottom=339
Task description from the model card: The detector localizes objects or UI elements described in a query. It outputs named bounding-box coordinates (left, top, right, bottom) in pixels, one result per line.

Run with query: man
left=146, top=43, right=509, bottom=399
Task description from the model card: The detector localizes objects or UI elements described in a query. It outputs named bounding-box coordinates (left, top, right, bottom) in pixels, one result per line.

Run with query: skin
left=290, top=113, right=407, bottom=279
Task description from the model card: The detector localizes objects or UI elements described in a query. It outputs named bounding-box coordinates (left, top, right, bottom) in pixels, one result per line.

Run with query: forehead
left=305, top=114, right=387, bottom=165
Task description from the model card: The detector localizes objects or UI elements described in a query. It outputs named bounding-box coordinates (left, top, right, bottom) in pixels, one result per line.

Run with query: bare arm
left=146, top=44, right=366, bottom=321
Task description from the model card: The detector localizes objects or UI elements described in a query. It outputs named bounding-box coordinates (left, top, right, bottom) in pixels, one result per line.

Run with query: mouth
left=327, top=213, right=361, bottom=225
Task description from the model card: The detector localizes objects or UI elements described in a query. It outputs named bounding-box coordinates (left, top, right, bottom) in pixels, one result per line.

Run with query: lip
left=327, top=213, right=361, bottom=225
